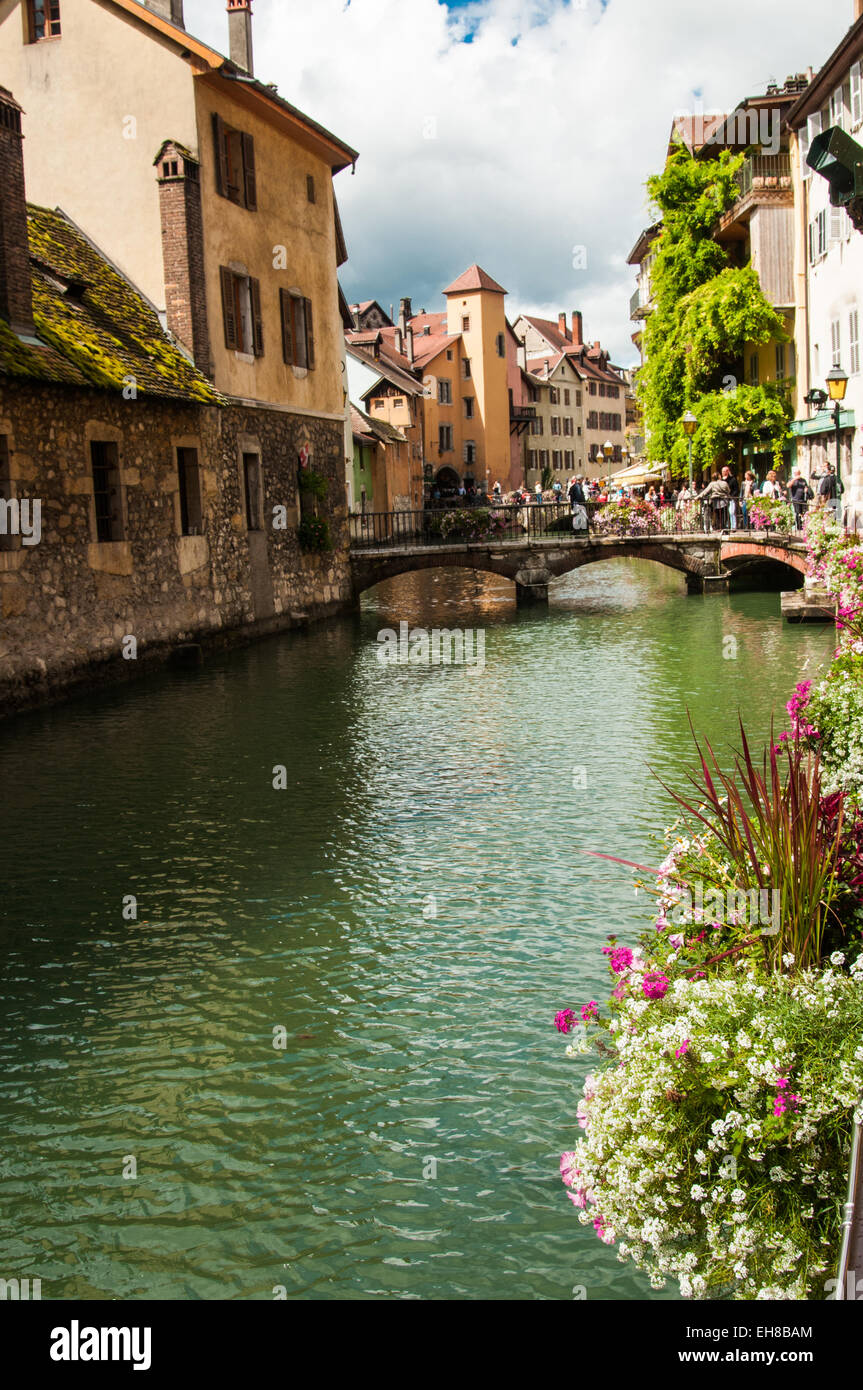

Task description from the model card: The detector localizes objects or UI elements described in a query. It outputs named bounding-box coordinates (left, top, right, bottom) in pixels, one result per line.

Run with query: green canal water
left=0, top=560, right=832, bottom=1300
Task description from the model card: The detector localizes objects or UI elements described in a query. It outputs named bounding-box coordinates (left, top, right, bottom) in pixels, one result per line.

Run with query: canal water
left=0, top=560, right=830, bottom=1300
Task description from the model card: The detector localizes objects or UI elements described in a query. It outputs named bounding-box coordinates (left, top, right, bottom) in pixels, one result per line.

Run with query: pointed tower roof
left=442, top=264, right=507, bottom=296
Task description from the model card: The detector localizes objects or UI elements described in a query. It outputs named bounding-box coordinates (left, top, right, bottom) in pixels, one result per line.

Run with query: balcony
left=734, top=152, right=792, bottom=199
left=510, top=403, right=536, bottom=436
left=720, top=153, right=793, bottom=236
left=630, top=286, right=651, bottom=321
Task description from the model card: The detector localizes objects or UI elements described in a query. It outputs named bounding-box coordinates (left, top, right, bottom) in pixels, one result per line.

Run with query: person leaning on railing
left=788, top=468, right=814, bottom=532
left=695, top=473, right=731, bottom=532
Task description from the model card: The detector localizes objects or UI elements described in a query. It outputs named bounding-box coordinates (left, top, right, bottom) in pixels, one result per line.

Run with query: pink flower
left=560, top=1151, right=579, bottom=1187
left=669, top=933, right=684, bottom=949
left=675, top=1039, right=690, bottom=1058
left=581, top=1000, right=599, bottom=1022
left=555, top=1009, right=576, bottom=1034
left=610, top=947, right=633, bottom=974
left=642, top=972, right=669, bottom=1000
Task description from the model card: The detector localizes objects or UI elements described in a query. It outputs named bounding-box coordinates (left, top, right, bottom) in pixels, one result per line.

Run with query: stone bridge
left=350, top=532, right=809, bottom=604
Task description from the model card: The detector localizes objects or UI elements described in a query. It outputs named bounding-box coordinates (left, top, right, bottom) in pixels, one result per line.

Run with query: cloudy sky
left=186, top=0, right=851, bottom=366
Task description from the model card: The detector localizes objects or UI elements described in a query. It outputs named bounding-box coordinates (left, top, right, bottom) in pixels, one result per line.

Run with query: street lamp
left=603, top=439, right=614, bottom=489
left=682, top=411, right=697, bottom=496
left=826, top=361, right=849, bottom=522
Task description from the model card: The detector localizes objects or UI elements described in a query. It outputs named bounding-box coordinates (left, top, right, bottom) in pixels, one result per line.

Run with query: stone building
left=0, top=87, right=350, bottom=715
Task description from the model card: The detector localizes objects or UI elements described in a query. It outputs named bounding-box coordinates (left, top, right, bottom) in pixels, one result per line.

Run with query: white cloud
left=185, top=0, right=852, bottom=365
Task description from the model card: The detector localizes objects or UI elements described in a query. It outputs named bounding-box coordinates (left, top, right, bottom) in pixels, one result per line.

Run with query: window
left=599, top=383, right=606, bottom=397
left=586, top=412, right=598, bottom=429
left=830, top=205, right=845, bottom=243
left=552, top=450, right=562, bottom=470
left=91, top=441, right=124, bottom=542
left=607, top=385, right=620, bottom=399
left=852, top=62, right=863, bottom=128
left=530, top=418, right=544, bottom=436
left=551, top=417, right=561, bottom=436
left=496, top=333, right=505, bottom=357
left=539, top=449, right=549, bottom=468
left=775, top=342, right=786, bottom=381
left=563, top=389, right=570, bottom=406
left=564, top=450, right=574, bottom=468
left=446, top=349, right=453, bottom=361
left=0, top=435, right=15, bottom=553
left=528, top=450, right=536, bottom=468
left=439, top=425, right=453, bottom=452
left=461, top=315, right=471, bottom=332
left=279, top=289, right=315, bottom=368
left=373, top=398, right=386, bottom=410
left=550, top=388, right=559, bottom=404
left=850, top=309, right=860, bottom=375
left=463, top=358, right=471, bottom=379
left=212, top=114, right=257, bottom=210
left=588, top=382, right=596, bottom=396
left=220, top=267, right=264, bottom=356
left=830, top=84, right=847, bottom=131
left=804, top=111, right=822, bottom=181
left=306, top=174, right=316, bottom=204
left=463, top=396, right=474, bottom=419
left=437, top=379, right=452, bottom=405
left=577, top=425, right=582, bottom=436
left=749, top=353, right=759, bottom=386
left=463, top=441, right=476, bottom=466
left=563, top=417, right=574, bottom=436
left=27, top=0, right=61, bottom=42
left=177, top=447, right=203, bottom=536
left=831, top=317, right=841, bottom=365
left=575, top=391, right=582, bottom=406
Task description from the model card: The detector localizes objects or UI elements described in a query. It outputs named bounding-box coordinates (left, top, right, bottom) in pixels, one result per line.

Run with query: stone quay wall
left=0, top=381, right=354, bottom=715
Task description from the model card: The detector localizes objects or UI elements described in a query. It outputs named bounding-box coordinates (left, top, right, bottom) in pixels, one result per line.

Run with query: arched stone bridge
left=350, top=531, right=809, bottom=604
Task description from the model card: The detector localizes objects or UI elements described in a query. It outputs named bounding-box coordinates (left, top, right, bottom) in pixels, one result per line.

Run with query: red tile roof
left=442, top=264, right=507, bottom=296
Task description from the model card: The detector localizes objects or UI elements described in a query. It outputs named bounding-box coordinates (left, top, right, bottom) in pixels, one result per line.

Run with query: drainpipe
left=834, top=1105, right=863, bottom=1299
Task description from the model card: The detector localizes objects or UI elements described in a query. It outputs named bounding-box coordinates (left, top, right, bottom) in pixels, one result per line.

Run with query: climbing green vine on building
left=637, top=146, right=793, bottom=477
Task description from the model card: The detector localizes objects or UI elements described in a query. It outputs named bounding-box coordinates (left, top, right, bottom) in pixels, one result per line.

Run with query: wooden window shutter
left=250, top=277, right=264, bottom=356
left=303, top=297, right=315, bottom=369
left=241, top=133, right=257, bottom=209
left=280, top=289, right=294, bottom=364
left=212, top=113, right=229, bottom=198
left=220, top=266, right=238, bottom=349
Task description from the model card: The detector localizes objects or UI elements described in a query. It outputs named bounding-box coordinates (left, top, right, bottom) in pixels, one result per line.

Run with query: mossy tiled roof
left=0, top=205, right=222, bottom=405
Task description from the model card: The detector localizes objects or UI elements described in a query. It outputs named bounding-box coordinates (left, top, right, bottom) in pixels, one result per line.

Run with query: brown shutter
left=303, top=297, right=315, bottom=369
left=241, top=133, right=257, bottom=210
left=250, top=277, right=264, bottom=356
left=220, top=266, right=238, bottom=349
left=212, top=112, right=229, bottom=198
left=280, top=289, right=293, bottom=364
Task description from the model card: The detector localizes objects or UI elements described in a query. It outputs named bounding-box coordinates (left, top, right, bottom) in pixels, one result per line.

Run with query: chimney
left=406, top=325, right=415, bottom=364
left=571, top=310, right=583, bottom=347
left=0, top=88, right=34, bottom=338
left=145, top=0, right=185, bottom=26
left=394, top=326, right=403, bottom=355
left=517, top=342, right=527, bottom=372
left=227, top=0, right=253, bottom=76
left=558, top=311, right=569, bottom=341
left=155, top=141, right=212, bottom=375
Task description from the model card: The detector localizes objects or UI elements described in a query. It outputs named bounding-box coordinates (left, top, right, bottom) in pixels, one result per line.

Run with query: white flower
left=830, top=951, right=846, bottom=967
left=730, top=1188, right=747, bottom=1205
left=769, top=1166, right=788, bottom=1183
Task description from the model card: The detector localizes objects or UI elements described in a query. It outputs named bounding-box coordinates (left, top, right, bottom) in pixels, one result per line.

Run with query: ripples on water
left=0, top=560, right=832, bottom=1298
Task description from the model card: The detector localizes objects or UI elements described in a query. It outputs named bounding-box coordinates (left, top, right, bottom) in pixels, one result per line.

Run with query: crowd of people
left=484, top=463, right=844, bottom=533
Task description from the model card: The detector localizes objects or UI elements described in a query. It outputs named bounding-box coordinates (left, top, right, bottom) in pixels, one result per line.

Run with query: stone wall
left=0, top=380, right=354, bottom=715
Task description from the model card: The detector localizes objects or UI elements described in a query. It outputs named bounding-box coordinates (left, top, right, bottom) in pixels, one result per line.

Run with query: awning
left=610, top=463, right=665, bottom=486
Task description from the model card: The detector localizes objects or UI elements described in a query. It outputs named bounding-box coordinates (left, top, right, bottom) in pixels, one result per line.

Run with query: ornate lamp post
left=826, top=361, right=849, bottom=522
left=603, top=439, right=614, bottom=490
left=682, top=411, right=697, bottom=496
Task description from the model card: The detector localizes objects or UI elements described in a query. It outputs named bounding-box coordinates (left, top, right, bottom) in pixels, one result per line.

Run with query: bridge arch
left=719, top=540, right=807, bottom=589
left=350, top=538, right=716, bottom=597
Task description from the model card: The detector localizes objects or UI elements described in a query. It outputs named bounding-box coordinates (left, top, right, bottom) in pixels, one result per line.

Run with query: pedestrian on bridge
left=696, top=473, right=731, bottom=532
left=789, top=469, right=814, bottom=531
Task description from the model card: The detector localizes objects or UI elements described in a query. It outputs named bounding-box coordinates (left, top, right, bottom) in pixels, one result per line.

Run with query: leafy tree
left=637, top=146, right=793, bottom=477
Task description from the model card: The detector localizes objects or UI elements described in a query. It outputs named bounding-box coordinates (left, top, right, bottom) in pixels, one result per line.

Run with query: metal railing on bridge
left=348, top=502, right=785, bottom=550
